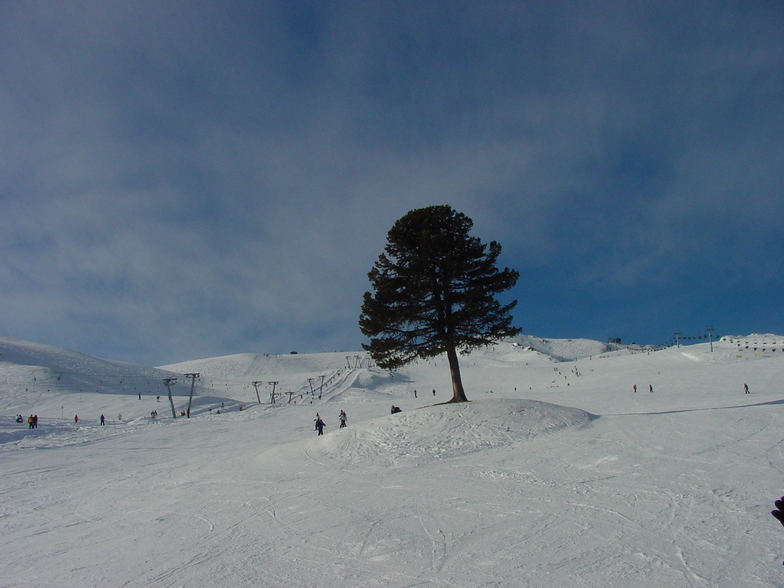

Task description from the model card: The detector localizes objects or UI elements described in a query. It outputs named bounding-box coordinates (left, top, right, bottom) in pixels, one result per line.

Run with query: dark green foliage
left=359, top=205, right=521, bottom=402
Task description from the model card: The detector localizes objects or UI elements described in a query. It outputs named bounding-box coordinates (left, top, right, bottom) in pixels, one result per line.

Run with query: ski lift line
left=17, top=360, right=359, bottom=398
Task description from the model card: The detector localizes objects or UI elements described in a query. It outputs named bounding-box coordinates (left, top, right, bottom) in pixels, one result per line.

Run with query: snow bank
left=305, top=399, right=595, bottom=466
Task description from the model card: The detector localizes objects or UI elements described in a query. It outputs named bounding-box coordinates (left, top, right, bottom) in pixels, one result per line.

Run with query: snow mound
left=306, top=399, right=595, bottom=466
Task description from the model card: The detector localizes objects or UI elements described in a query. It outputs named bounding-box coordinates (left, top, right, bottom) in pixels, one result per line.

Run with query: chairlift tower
left=268, top=381, right=279, bottom=404
left=163, top=378, right=178, bottom=418
left=252, top=381, right=263, bottom=404
left=184, top=373, right=200, bottom=418
left=706, top=326, right=715, bottom=352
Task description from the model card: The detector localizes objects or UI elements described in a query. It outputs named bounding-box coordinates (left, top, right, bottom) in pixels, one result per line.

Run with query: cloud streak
left=1, top=1, right=782, bottom=363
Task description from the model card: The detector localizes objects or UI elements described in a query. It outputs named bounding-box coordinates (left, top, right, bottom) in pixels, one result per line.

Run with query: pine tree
left=359, top=205, right=521, bottom=403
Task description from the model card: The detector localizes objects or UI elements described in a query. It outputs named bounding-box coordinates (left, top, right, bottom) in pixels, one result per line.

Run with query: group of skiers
left=313, top=405, right=409, bottom=435
left=314, top=410, right=349, bottom=435
left=15, top=414, right=109, bottom=427
left=17, top=414, right=38, bottom=429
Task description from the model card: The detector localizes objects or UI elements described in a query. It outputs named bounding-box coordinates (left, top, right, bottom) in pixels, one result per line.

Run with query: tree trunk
left=446, top=346, right=469, bottom=403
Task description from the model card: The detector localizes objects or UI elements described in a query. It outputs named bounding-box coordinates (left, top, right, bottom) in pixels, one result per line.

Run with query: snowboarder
left=339, top=410, right=347, bottom=428
left=100, top=414, right=105, bottom=425
left=315, top=417, right=326, bottom=435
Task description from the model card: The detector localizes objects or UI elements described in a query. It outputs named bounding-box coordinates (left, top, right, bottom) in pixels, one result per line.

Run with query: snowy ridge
left=0, top=334, right=176, bottom=380
left=499, top=334, right=611, bottom=361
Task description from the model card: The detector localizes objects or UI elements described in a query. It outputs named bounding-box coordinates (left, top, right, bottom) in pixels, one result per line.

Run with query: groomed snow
left=2, top=334, right=784, bottom=587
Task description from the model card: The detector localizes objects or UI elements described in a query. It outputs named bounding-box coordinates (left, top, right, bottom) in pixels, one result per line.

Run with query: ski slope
left=1, top=334, right=784, bottom=587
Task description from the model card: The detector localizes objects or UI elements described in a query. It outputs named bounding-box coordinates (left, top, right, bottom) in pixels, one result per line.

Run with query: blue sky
left=1, top=1, right=782, bottom=366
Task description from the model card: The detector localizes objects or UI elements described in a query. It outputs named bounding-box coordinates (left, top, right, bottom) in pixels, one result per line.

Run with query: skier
left=16, top=414, right=23, bottom=424
left=315, top=416, right=326, bottom=436
left=74, top=415, right=79, bottom=424
left=744, top=383, right=750, bottom=394
left=649, top=384, right=653, bottom=393
left=339, top=410, right=347, bottom=428
left=100, top=414, right=105, bottom=426
left=27, top=415, right=34, bottom=429
left=314, top=413, right=321, bottom=430
left=633, top=384, right=637, bottom=393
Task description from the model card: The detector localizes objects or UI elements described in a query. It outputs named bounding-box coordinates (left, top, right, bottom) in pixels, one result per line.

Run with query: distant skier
left=74, top=415, right=79, bottom=424
left=744, top=383, right=750, bottom=394
left=339, top=410, right=347, bottom=428
left=27, top=415, right=34, bottom=429
left=16, top=414, right=23, bottom=424
left=315, top=417, right=326, bottom=436
left=314, top=413, right=321, bottom=430
left=649, top=384, right=653, bottom=393
left=100, top=414, right=105, bottom=426
left=432, top=389, right=436, bottom=396
left=633, top=385, right=637, bottom=393
left=391, top=405, right=402, bottom=414
left=33, top=415, right=38, bottom=428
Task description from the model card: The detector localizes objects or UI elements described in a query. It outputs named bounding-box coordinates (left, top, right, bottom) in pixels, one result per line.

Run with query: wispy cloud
left=1, top=1, right=782, bottom=363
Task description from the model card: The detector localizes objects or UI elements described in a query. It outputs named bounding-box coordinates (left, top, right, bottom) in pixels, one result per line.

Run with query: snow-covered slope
left=2, top=334, right=784, bottom=587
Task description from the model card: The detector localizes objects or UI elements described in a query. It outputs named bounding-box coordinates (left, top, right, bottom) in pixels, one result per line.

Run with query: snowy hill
left=2, top=333, right=784, bottom=587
